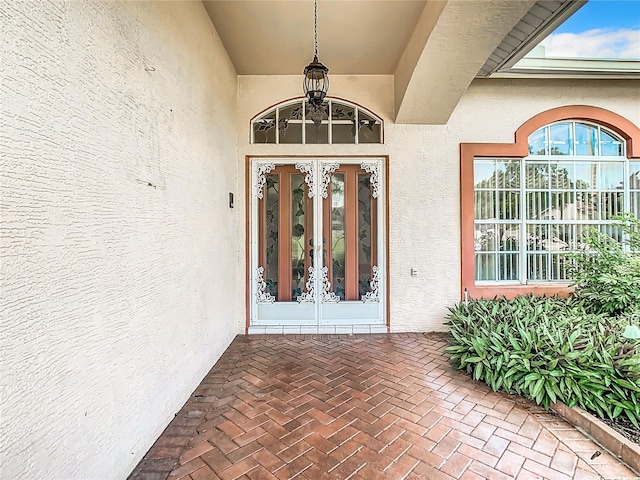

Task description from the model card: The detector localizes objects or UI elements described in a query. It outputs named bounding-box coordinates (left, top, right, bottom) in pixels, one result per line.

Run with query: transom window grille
left=251, top=98, right=383, bottom=144
left=474, top=120, right=636, bottom=283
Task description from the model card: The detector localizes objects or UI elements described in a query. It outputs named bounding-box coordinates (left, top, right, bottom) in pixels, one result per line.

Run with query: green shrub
left=446, top=295, right=640, bottom=426
left=570, top=213, right=640, bottom=316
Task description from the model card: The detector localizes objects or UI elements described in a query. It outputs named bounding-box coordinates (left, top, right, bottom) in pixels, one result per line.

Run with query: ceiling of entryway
left=202, top=0, right=578, bottom=124
left=202, top=1, right=427, bottom=75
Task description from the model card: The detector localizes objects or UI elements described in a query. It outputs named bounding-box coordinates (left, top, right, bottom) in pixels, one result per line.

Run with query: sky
left=537, top=0, right=640, bottom=59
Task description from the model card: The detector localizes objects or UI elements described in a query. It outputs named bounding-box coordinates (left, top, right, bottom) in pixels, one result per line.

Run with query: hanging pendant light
left=303, top=0, right=329, bottom=129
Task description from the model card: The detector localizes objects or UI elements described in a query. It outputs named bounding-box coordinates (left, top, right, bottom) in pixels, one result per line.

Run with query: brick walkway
left=129, top=334, right=638, bottom=480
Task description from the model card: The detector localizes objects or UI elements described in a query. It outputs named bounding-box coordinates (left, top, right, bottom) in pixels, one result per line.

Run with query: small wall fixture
left=229, top=192, right=234, bottom=209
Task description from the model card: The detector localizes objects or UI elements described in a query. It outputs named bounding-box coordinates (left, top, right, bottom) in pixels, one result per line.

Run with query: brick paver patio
left=129, top=334, right=638, bottom=480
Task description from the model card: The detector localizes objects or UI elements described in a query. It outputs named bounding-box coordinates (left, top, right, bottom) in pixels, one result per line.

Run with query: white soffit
left=202, top=0, right=427, bottom=75
left=477, top=0, right=586, bottom=77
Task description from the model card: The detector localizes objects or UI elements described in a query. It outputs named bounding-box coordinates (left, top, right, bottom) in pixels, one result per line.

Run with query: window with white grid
left=474, top=121, right=630, bottom=283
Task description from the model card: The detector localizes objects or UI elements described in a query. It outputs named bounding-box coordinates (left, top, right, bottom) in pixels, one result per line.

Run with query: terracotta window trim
left=460, top=105, right=640, bottom=300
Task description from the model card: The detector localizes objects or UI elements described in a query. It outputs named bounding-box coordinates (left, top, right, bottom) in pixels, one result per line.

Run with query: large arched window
left=461, top=106, right=640, bottom=299
left=251, top=97, right=383, bottom=144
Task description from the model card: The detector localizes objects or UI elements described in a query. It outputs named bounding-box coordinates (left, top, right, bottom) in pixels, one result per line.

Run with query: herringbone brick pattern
left=129, top=334, right=638, bottom=480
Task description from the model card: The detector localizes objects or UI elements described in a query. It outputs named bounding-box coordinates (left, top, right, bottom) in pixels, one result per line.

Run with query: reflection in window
left=475, top=121, right=630, bottom=283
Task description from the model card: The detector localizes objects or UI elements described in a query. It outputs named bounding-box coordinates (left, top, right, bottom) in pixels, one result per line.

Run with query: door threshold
left=247, top=325, right=389, bottom=335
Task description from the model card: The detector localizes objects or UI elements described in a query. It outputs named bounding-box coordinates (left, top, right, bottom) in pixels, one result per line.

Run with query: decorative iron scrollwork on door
left=321, top=266, right=340, bottom=303
left=296, top=267, right=316, bottom=303
left=360, top=162, right=380, bottom=198
left=320, top=162, right=340, bottom=198
left=256, top=266, right=275, bottom=303
left=295, top=162, right=315, bottom=198
left=255, top=163, right=276, bottom=199
left=361, top=265, right=380, bottom=303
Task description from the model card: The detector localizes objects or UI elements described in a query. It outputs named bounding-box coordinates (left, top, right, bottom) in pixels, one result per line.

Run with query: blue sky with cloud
left=537, top=0, right=640, bottom=59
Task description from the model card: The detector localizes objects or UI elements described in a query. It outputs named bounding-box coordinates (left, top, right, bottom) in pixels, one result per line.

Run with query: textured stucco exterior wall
left=1, top=2, right=238, bottom=478
left=237, top=76, right=640, bottom=333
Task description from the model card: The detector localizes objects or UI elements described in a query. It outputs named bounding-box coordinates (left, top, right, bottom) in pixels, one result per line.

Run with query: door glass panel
left=330, top=173, right=346, bottom=300
left=291, top=174, right=309, bottom=299
left=358, top=173, right=376, bottom=298
left=263, top=174, right=279, bottom=299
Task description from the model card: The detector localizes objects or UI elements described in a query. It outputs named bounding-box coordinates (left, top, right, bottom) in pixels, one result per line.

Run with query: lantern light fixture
left=303, top=0, right=329, bottom=129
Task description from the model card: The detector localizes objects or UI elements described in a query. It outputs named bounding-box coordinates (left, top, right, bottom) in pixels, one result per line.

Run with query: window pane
left=528, top=127, right=548, bottom=155
left=598, top=162, right=624, bottom=190
left=475, top=253, right=496, bottom=281
left=526, top=191, right=550, bottom=220
left=632, top=193, right=640, bottom=218
left=498, top=191, right=520, bottom=220
left=527, top=253, right=548, bottom=281
left=526, top=163, right=549, bottom=189
left=358, top=111, right=382, bottom=144
left=599, top=191, right=624, bottom=219
left=575, top=191, right=597, bottom=220
left=549, top=224, right=571, bottom=251
left=305, top=102, right=329, bottom=144
left=253, top=118, right=276, bottom=143
left=575, top=162, right=597, bottom=189
left=550, top=162, right=574, bottom=189
left=306, top=123, right=328, bottom=144
left=551, top=254, right=572, bottom=281
left=498, top=225, right=520, bottom=251
left=598, top=223, right=624, bottom=243
left=332, top=123, right=356, bottom=144
left=498, top=253, right=519, bottom=281
left=527, top=224, right=549, bottom=251
left=600, top=129, right=624, bottom=156
left=475, top=224, right=496, bottom=251
left=475, top=190, right=495, bottom=220
left=574, top=123, right=599, bottom=155
left=474, top=160, right=495, bottom=187
left=331, top=103, right=355, bottom=144
left=549, top=123, right=572, bottom=155
left=631, top=162, right=640, bottom=217
left=280, top=123, right=302, bottom=144
left=496, top=160, right=520, bottom=188
left=630, top=162, right=640, bottom=189
left=549, top=191, right=575, bottom=219
left=279, top=103, right=303, bottom=144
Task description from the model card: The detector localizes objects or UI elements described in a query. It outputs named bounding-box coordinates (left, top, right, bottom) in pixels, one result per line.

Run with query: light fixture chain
left=314, top=0, right=318, bottom=58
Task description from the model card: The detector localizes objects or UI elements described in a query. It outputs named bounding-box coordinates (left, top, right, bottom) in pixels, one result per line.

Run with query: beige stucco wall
left=237, top=76, right=640, bottom=333
left=1, top=1, right=238, bottom=478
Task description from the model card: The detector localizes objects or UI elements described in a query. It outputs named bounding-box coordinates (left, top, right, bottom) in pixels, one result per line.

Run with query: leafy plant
left=570, top=213, right=640, bottom=315
left=446, top=295, right=640, bottom=426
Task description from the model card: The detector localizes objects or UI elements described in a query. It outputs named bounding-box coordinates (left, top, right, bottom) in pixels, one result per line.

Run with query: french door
left=248, top=158, right=387, bottom=334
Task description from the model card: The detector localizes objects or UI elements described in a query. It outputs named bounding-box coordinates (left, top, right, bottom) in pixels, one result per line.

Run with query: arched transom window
left=251, top=98, right=383, bottom=144
left=473, top=120, right=638, bottom=283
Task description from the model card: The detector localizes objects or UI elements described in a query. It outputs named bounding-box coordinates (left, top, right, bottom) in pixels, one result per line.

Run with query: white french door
left=248, top=157, right=387, bottom=334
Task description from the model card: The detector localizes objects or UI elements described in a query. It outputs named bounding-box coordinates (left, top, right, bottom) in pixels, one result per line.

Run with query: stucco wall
left=237, top=76, right=640, bottom=333
left=1, top=2, right=238, bottom=478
